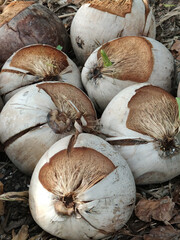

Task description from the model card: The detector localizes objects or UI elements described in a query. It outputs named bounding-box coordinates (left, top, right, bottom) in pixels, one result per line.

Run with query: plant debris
left=171, top=39, right=180, bottom=60
left=143, top=225, right=180, bottom=240
left=135, top=196, right=175, bottom=223
left=0, top=181, right=4, bottom=216
left=12, top=225, right=29, bottom=240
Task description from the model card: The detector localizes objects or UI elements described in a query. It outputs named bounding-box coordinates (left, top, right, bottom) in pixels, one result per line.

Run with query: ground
left=0, top=0, right=180, bottom=239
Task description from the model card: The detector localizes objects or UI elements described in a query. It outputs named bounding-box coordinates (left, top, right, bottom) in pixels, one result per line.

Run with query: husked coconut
left=0, top=1, right=70, bottom=66
left=0, top=44, right=82, bottom=102
left=70, top=0, right=156, bottom=64
left=100, top=83, right=180, bottom=184
left=82, top=36, right=174, bottom=112
left=0, top=82, right=96, bottom=175
left=29, top=133, right=136, bottom=240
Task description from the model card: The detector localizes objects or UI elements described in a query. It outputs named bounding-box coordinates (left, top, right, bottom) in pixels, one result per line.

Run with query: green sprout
left=176, top=97, right=180, bottom=119
left=45, top=63, right=57, bottom=68
left=163, top=4, right=175, bottom=7
left=56, top=45, right=63, bottom=51
left=100, top=49, right=112, bottom=68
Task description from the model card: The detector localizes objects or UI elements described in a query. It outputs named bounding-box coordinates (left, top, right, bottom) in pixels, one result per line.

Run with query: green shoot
left=176, top=97, right=180, bottom=119
left=163, top=4, right=175, bottom=7
left=45, top=62, right=57, bottom=68
left=56, top=45, right=63, bottom=51
left=100, top=49, right=112, bottom=68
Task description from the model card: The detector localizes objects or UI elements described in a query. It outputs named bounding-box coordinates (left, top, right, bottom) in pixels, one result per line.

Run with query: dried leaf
left=135, top=197, right=175, bottom=222
left=172, top=182, right=180, bottom=205
left=171, top=40, right=180, bottom=60
left=29, top=232, right=44, bottom=240
left=143, top=226, right=180, bottom=240
left=128, top=217, right=149, bottom=233
left=170, top=213, right=180, bottom=224
left=12, top=225, right=29, bottom=240
left=0, top=181, right=4, bottom=216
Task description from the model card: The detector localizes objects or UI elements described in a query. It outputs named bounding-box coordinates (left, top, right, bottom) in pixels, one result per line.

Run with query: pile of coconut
left=0, top=0, right=179, bottom=239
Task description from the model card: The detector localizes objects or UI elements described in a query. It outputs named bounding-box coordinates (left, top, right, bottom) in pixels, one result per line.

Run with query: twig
left=0, top=161, right=10, bottom=170
left=58, top=12, right=76, bottom=18
left=156, top=5, right=180, bottom=27
left=54, top=2, right=71, bottom=12
left=0, top=191, right=29, bottom=202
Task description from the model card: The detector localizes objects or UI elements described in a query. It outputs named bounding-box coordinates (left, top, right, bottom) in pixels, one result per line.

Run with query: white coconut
left=0, top=44, right=82, bottom=102
left=100, top=83, right=180, bottom=184
left=70, top=0, right=156, bottom=64
left=0, top=82, right=96, bottom=175
left=29, top=133, right=136, bottom=240
left=81, top=36, right=174, bottom=112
